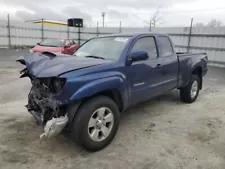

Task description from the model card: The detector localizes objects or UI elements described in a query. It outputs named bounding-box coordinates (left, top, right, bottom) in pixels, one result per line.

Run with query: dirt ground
left=1, top=49, right=225, bottom=169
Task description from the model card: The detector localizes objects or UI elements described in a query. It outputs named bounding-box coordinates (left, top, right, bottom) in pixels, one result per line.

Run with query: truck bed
left=176, top=52, right=207, bottom=56
left=177, top=52, right=208, bottom=88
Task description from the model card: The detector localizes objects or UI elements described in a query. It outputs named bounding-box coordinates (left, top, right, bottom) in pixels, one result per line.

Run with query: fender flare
left=67, top=76, right=126, bottom=127
left=70, top=76, right=126, bottom=101
left=184, top=61, right=202, bottom=87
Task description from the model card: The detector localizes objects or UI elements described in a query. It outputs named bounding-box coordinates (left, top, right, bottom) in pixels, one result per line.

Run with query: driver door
left=125, top=36, right=164, bottom=105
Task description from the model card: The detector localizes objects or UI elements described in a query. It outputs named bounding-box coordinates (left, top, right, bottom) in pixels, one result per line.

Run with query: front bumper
left=27, top=86, right=70, bottom=139
left=40, top=115, right=69, bottom=139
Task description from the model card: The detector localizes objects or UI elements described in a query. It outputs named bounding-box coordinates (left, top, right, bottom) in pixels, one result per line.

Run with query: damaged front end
left=27, top=76, right=66, bottom=124
left=19, top=66, right=69, bottom=139
left=17, top=52, right=106, bottom=139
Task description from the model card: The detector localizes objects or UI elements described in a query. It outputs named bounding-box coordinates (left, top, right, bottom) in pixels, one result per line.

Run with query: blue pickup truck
left=17, top=33, right=208, bottom=151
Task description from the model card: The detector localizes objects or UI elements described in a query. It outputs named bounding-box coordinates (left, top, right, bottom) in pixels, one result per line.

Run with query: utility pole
left=97, top=21, right=99, bottom=37
left=7, top=14, right=11, bottom=48
left=149, top=20, right=152, bottom=32
left=187, top=18, right=194, bottom=53
left=119, top=21, right=122, bottom=33
left=67, top=26, right=70, bottom=38
left=41, top=18, right=44, bottom=41
left=101, top=12, right=105, bottom=27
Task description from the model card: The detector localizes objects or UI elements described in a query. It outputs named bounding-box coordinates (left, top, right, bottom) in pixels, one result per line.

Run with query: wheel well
left=69, top=89, right=123, bottom=127
left=96, top=89, right=123, bottom=112
left=80, top=89, right=123, bottom=112
left=192, top=67, right=202, bottom=89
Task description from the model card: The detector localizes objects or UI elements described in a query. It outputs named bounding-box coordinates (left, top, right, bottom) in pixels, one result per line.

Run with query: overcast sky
left=0, top=0, right=225, bottom=27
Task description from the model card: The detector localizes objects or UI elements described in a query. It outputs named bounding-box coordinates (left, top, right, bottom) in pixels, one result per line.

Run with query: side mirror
left=37, top=43, right=40, bottom=45
left=130, top=51, right=149, bottom=62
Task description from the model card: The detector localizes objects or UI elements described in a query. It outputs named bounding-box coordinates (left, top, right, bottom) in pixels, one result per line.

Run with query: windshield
left=73, top=36, right=131, bottom=60
left=39, top=39, right=64, bottom=47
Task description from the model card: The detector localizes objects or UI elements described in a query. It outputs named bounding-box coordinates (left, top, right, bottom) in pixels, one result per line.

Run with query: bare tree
left=216, top=20, right=223, bottom=27
left=194, top=22, right=205, bottom=27
left=145, top=7, right=162, bottom=30
left=151, top=7, right=162, bottom=27
left=207, top=19, right=223, bottom=27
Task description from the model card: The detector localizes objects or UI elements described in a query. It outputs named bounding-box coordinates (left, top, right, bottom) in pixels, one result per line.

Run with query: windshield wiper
left=85, top=55, right=105, bottom=60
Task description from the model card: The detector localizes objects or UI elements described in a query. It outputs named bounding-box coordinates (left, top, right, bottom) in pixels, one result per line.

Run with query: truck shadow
left=0, top=89, right=182, bottom=161
left=121, top=89, right=181, bottom=120
left=0, top=115, right=86, bottom=159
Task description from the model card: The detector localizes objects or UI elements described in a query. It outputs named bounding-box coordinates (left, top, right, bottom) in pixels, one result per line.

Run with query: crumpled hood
left=17, top=53, right=112, bottom=77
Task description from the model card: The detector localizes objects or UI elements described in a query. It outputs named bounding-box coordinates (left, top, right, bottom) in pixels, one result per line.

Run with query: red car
left=30, top=38, right=79, bottom=55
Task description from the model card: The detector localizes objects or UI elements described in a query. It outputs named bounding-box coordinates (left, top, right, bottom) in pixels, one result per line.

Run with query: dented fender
left=69, top=76, right=127, bottom=105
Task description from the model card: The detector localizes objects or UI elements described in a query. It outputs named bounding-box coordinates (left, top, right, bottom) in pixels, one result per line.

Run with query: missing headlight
left=52, top=78, right=66, bottom=93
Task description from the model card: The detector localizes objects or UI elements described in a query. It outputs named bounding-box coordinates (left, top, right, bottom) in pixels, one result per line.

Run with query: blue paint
left=19, top=33, right=208, bottom=111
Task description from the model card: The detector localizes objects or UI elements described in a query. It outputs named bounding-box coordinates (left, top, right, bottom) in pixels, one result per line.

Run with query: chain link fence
left=0, top=16, right=225, bottom=66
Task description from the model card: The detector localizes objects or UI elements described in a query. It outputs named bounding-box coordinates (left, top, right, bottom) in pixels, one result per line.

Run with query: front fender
left=70, top=76, right=127, bottom=102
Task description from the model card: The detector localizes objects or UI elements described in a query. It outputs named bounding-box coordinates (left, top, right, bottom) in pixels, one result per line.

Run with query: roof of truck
left=99, top=32, right=169, bottom=38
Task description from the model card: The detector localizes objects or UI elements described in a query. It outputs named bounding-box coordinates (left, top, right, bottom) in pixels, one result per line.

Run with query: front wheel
left=180, top=74, right=200, bottom=103
left=71, top=96, right=120, bottom=152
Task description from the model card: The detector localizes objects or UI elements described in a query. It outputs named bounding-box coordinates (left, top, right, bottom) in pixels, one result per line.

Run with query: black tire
left=71, top=96, right=120, bottom=152
left=180, top=74, right=200, bottom=103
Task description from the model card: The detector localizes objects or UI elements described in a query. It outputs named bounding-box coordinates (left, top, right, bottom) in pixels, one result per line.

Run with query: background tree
left=207, top=19, right=223, bottom=27
left=144, top=7, right=162, bottom=30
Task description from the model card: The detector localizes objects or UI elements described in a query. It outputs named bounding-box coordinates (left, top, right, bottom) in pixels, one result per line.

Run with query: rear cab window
left=157, top=36, right=174, bottom=57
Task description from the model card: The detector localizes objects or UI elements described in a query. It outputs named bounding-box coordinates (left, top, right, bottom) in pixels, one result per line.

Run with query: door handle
left=156, top=64, right=162, bottom=68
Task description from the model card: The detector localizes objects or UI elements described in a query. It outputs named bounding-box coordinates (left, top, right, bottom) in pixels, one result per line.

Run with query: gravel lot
left=0, top=49, right=225, bottom=169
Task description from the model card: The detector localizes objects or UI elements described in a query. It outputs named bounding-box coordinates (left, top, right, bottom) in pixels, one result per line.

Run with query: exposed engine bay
left=20, top=68, right=69, bottom=139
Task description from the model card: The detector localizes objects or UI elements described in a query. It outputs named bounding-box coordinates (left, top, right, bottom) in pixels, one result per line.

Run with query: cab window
left=131, top=37, right=158, bottom=59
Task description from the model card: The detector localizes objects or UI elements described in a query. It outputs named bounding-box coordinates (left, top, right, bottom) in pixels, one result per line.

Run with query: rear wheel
left=180, top=74, right=200, bottom=103
left=71, top=96, right=120, bottom=151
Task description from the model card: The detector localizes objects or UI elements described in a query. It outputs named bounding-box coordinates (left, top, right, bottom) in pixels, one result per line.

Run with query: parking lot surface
left=0, top=49, right=225, bottom=169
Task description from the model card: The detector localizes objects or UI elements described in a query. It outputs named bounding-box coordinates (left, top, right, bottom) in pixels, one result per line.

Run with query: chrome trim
left=134, top=82, right=145, bottom=87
